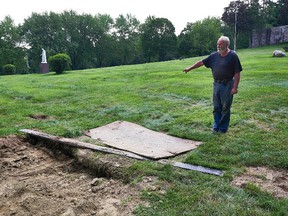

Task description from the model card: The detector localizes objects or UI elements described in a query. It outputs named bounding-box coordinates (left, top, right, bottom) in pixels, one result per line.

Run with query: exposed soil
left=231, top=167, right=288, bottom=198
left=1, top=135, right=287, bottom=215
left=0, top=135, right=166, bottom=216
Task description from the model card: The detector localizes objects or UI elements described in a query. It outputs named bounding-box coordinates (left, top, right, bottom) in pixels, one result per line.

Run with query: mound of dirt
left=231, top=167, right=288, bottom=198
left=0, top=135, right=159, bottom=216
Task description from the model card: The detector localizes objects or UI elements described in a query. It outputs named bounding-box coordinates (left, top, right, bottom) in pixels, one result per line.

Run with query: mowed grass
left=0, top=44, right=287, bottom=215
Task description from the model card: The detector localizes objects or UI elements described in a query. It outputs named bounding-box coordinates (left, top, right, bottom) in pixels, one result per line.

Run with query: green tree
left=0, top=16, right=27, bottom=74
left=178, top=17, right=221, bottom=57
left=221, top=0, right=285, bottom=48
left=20, top=12, right=55, bottom=72
left=21, top=11, right=115, bottom=71
left=276, top=0, right=288, bottom=25
left=141, top=17, right=177, bottom=62
left=261, top=0, right=278, bottom=27
left=56, top=11, right=109, bottom=70
left=60, top=11, right=97, bottom=70
left=222, top=1, right=252, bottom=48
left=177, top=23, right=194, bottom=58
left=92, top=14, right=115, bottom=67
left=113, top=14, right=141, bottom=65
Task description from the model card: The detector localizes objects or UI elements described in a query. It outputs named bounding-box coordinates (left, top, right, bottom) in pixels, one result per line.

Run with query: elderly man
left=183, top=36, right=243, bottom=133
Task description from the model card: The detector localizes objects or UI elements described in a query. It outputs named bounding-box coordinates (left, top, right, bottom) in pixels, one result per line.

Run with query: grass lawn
left=0, top=44, right=287, bottom=215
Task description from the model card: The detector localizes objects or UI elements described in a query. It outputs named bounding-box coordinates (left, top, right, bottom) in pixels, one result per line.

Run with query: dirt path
left=0, top=135, right=148, bottom=216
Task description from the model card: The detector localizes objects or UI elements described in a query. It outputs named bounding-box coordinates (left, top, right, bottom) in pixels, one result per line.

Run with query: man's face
left=217, top=40, right=227, bottom=52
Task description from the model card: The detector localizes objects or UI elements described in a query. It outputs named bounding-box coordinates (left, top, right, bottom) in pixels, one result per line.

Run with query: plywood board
left=85, top=121, right=202, bottom=159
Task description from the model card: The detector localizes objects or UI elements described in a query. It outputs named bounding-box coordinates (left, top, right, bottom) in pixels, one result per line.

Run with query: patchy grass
left=0, top=44, right=287, bottom=215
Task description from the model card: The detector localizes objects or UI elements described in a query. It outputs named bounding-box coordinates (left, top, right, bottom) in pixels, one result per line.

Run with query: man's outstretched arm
left=183, top=61, right=204, bottom=73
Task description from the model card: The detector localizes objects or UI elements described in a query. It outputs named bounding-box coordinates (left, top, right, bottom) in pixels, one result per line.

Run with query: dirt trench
left=0, top=135, right=155, bottom=216
left=1, top=134, right=287, bottom=215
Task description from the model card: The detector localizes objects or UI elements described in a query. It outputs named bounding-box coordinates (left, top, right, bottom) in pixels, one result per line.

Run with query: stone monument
left=39, top=48, right=49, bottom=73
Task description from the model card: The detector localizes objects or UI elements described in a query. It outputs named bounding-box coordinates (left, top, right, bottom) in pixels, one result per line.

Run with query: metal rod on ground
left=159, top=160, right=223, bottom=176
left=20, top=129, right=224, bottom=176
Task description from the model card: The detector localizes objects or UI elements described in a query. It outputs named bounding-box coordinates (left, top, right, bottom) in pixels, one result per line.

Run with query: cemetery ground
left=0, top=44, right=287, bottom=215
left=0, top=133, right=287, bottom=215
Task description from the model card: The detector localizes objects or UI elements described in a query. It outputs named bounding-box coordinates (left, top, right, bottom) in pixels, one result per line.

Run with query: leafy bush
left=1, top=64, right=16, bottom=75
left=48, top=53, right=71, bottom=74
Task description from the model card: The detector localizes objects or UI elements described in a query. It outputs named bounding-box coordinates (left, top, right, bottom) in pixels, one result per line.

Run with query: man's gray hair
left=219, top=36, right=230, bottom=47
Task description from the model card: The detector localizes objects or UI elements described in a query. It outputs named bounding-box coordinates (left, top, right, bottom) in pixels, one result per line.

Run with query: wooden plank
left=20, top=129, right=224, bottom=176
left=85, top=121, right=202, bottom=159
left=20, top=129, right=147, bottom=161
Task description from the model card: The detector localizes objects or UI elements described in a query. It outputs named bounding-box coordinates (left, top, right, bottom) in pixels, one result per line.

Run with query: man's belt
left=214, top=79, right=232, bottom=85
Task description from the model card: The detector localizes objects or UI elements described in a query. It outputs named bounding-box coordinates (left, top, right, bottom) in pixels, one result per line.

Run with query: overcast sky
left=1, top=0, right=232, bottom=35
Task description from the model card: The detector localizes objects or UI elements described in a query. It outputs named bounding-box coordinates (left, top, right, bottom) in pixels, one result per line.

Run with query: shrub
left=48, top=53, right=71, bottom=74
left=1, top=64, right=16, bottom=75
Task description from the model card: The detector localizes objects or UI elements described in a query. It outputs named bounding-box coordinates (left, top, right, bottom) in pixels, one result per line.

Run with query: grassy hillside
left=0, top=44, right=287, bottom=214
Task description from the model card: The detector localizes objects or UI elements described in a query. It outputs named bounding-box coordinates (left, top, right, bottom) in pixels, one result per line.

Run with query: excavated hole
left=29, top=114, right=49, bottom=120
left=26, top=135, right=132, bottom=180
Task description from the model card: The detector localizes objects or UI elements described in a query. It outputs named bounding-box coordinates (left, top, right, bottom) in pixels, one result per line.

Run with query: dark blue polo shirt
left=202, top=51, right=242, bottom=81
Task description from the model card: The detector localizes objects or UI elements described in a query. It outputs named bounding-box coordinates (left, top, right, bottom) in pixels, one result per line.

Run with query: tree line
left=0, top=0, right=287, bottom=74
